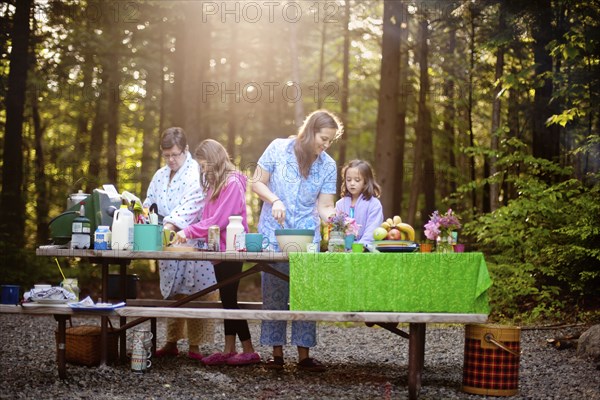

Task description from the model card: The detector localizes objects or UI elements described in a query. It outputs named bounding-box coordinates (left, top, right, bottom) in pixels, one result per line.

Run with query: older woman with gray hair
left=143, top=127, right=217, bottom=360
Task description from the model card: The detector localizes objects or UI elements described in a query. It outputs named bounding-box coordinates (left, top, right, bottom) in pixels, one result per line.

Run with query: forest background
left=1, top=0, right=599, bottom=324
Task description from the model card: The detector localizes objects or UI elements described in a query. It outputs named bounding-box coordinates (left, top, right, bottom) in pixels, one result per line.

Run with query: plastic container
left=226, top=215, right=244, bottom=252
left=111, top=205, right=134, bottom=250
left=70, top=205, right=91, bottom=249
left=1, top=285, right=20, bottom=305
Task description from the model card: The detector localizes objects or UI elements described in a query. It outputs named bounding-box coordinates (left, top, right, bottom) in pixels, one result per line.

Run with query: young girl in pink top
left=176, top=139, right=260, bottom=366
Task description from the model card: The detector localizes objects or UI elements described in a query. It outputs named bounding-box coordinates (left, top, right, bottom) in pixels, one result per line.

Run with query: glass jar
left=435, top=235, right=454, bottom=253
left=328, top=231, right=346, bottom=253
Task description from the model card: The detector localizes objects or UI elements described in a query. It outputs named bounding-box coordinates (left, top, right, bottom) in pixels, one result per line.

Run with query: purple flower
left=328, top=211, right=361, bottom=236
left=424, top=209, right=461, bottom=241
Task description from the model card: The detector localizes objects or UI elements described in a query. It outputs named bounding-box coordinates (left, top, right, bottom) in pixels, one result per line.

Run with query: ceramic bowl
left=274, top=229, right=315, bottom=252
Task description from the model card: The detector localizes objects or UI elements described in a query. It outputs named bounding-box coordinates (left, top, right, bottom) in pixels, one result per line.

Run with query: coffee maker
left=49, top=188, right=122, bottom=247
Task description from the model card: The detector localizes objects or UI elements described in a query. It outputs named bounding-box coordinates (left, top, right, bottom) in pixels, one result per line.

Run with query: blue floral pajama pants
left=260, top=262, right=317, bottom=348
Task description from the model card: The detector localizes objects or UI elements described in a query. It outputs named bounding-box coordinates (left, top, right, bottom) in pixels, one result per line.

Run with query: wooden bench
left=1, top=303, right=486, bottom=400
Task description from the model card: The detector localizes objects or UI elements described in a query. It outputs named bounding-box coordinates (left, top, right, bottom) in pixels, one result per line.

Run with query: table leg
left=54, top=315, right=69, bottom=379
left=408, top=323, right=426, bottom=400
left=119, top=315, right=127, bottom=363
left=118, top=262, right=127, bottom=363
left=100, top=263, right=109, bottom=364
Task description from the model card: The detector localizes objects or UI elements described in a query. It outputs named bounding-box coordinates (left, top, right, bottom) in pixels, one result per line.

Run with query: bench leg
left=54, top=315, right=69, bottom=379
left=151, top=318, right=157, bottom=354
left=408, top=323, right=426, bottom=400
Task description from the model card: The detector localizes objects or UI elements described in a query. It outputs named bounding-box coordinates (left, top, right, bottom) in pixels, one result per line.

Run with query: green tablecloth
left=289, top=252, right=491, bottom=314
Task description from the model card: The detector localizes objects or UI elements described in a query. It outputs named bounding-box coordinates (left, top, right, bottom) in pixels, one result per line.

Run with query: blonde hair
left=194, top=139, right=236, bottom=201
left=294, top=110, right=343, bottom=178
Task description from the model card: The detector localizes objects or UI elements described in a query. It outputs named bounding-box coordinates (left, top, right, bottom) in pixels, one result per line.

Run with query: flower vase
left=344, top=234, right=355, bottom=251
left=435, top=235, right=454, bottom=253
left=328, top=231, right=346, bottom=253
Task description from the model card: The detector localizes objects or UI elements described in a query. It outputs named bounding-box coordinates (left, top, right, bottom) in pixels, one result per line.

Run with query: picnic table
left=8, top=247, right=491, bottom=399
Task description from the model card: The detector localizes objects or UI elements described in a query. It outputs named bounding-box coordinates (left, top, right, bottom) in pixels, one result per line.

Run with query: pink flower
left=328, top=211, right=361, bottom=236
left=424, top=209, right=461, bottom=241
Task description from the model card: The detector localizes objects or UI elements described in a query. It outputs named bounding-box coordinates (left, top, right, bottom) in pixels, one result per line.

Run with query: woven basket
left=56, top=323, right=119, bottom=367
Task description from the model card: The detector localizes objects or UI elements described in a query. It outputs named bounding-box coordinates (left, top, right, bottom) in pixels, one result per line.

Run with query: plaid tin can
left=462, top=324, right=521, bottom=396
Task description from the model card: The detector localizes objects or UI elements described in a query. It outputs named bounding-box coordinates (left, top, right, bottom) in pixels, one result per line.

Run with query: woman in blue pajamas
left=251, top=110, right=343, bottom=372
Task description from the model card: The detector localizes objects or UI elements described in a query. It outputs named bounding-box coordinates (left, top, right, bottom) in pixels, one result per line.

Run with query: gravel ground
left=0, top=314, right=598, bottom=400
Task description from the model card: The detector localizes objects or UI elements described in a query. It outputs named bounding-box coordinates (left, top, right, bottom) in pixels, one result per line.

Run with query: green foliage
left=465, top=142, right=600, bottom=322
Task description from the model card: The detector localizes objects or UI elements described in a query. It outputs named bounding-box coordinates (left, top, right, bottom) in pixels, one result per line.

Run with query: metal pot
left=67, top=190, right=90, bottom=209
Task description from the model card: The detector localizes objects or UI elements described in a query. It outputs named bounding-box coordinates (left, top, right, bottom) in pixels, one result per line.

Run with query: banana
left=386, top=218, right=394, bottom=226
left=381, top=221, right=392, bottom=231
left=397, top=223, right=415, bottom=241
left=393, top=215, right=402, bottom=225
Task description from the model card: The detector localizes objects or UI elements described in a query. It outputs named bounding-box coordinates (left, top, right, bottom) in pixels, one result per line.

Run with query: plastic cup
left=352, top=243, right=364, bottom=253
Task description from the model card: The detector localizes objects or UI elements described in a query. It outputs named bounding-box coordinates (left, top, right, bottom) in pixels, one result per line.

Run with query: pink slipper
left=201, top=352, right=236, bottom=366
left=188, top=351, right=204, bottom=361
left=226, top=352, right=261, bottom=366
left=155, top=347, right=179, bottom=358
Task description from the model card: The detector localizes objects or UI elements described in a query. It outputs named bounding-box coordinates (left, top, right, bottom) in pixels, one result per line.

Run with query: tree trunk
left=317, top=18, right=327, bottom=110
left=103, top=2, right=122, bottom=186
left=442, top=27, right=457, bottom=200
left=393, top=1, right=409, bottom=216
left=227, top=26, right=239, bottom=158
left=183, top=3, right=206, bottom=152
left=158, top=18, right=167, bottom=171
left=290, top=18, right=304, bottom=125
left=375, top=0, right=402, bottom=217
left=33, top=89, right=48, bottom=245
left=489, top=5, right=506, bottom=212
left=410, top=15, right=434, bottom=228
left=88, top=85, right=106, bottom=192
left=140, top=54, right=160, bottom=194
left=505, top=70, right=521, bottom=203
left=105, top=49, right=120, bottom=186
left=467, top=4, right=477, bottom=211
left=0, top=0, right=31, bottom=248
left=337, top=0, right=351, bottom=195
left=530, top=0, right=560, bottom=164
left=171, top=17, right=186, bottom=128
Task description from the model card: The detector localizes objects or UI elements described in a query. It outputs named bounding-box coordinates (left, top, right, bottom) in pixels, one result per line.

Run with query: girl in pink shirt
left=176, top=139, right=260, bottom=366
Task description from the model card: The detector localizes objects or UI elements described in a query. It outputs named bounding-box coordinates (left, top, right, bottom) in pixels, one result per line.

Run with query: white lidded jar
left=111, top=204, right=134, bottom=250
left=226, top=215, right=244, bottom=252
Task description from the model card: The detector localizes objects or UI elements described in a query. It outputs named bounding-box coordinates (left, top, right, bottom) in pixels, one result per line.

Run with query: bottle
left=226, top=215, right=244, bottom=252
left=111, top=202, right=134, bottom=250
left=70, top=205, right=91, bottom=249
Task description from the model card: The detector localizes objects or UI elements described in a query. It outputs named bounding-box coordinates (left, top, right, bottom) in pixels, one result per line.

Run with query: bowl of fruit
left=372, top=215, right=418, bottom=252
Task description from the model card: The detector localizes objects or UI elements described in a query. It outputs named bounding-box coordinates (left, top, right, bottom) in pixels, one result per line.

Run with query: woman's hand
left=272, top=199, right=286, bottom=226
left=175, top=230, right=187, bottom=244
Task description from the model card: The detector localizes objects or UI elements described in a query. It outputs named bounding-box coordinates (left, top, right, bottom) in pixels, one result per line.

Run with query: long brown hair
left=294, top=110, right=343, bottom=178
left=340, top=159, right=381, bottom=200
left=194, top=139, right=236, bottom=201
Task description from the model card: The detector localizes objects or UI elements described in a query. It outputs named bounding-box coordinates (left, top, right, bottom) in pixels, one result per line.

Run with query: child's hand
left=175, top=231, right=187, bottom=244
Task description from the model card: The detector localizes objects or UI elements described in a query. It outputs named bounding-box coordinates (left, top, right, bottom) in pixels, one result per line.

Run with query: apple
left=386, top=228, right=402, bottom=240
left=373, top=227, right=388, bottom=241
